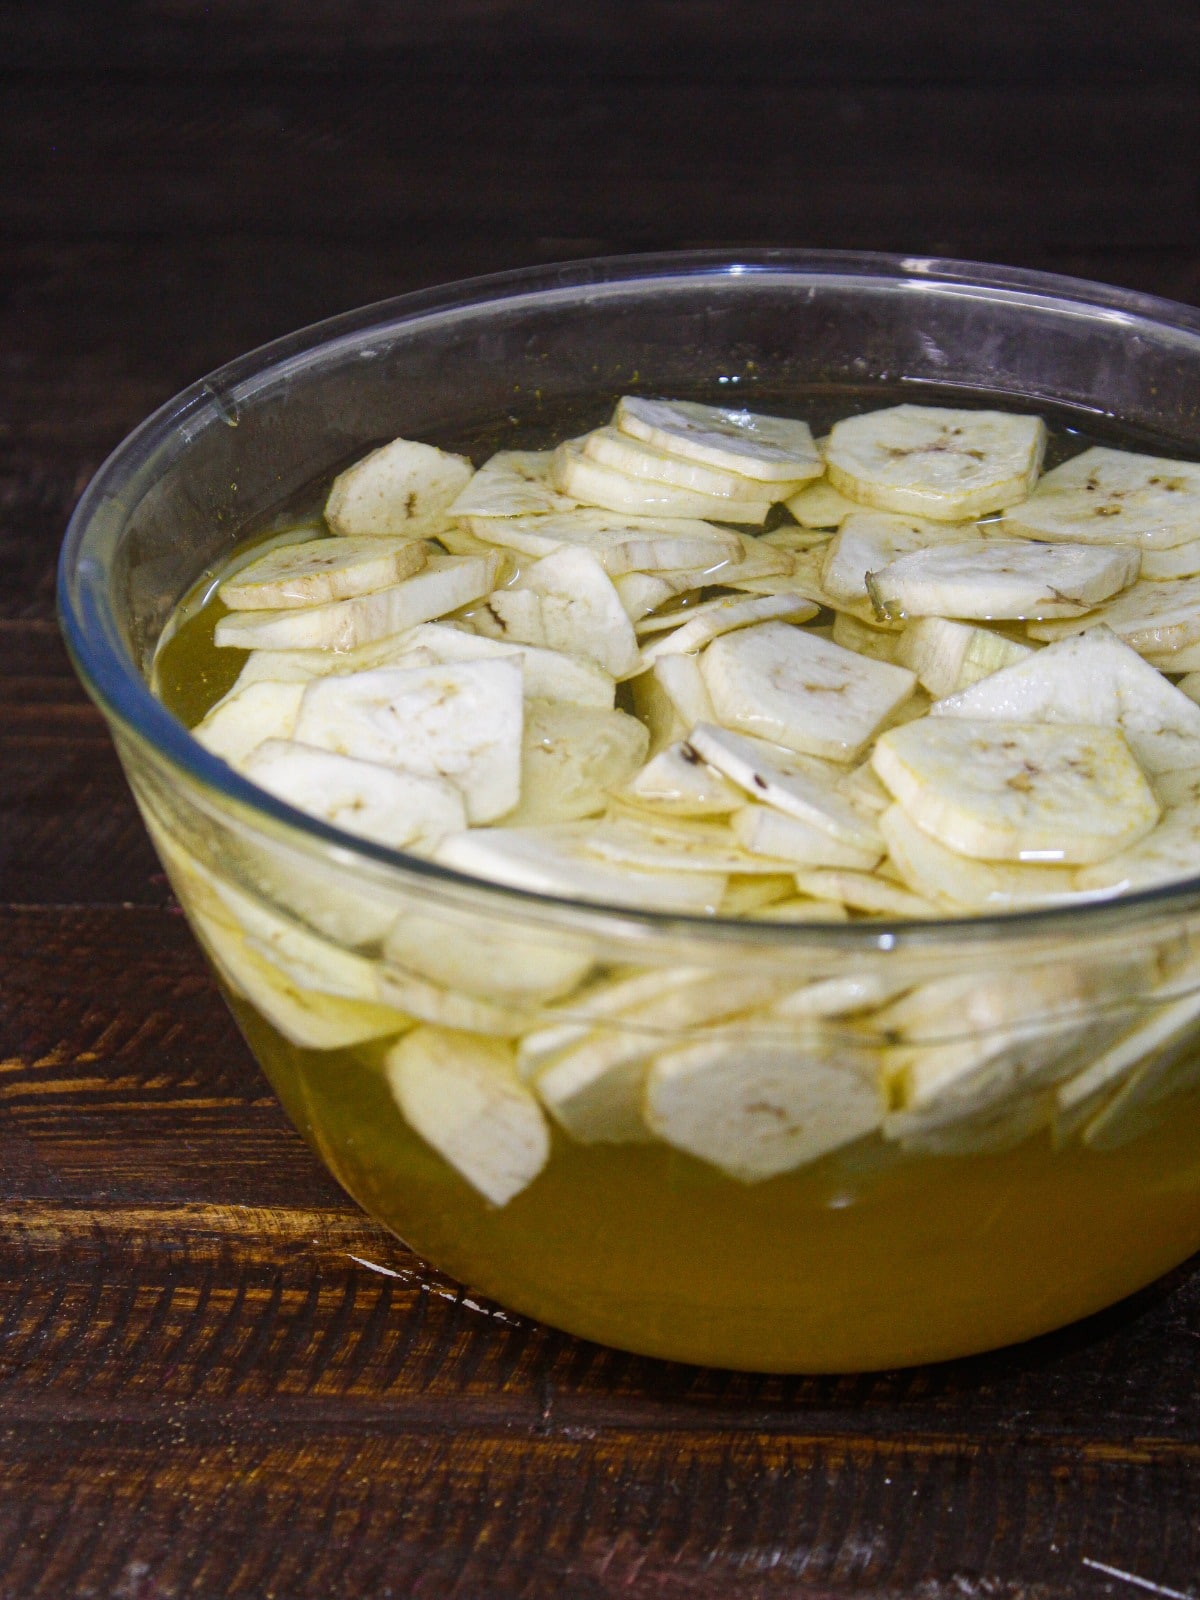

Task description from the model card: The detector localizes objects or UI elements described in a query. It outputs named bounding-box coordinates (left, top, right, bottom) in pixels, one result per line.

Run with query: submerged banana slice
left=293, top=658, right=523, bottom=824
left=1001, top=445, right=1200, bottom=550
left=614, top=396, right=823, bottom=484
left=701, top=621, right=917, bottom=762
left=385, top=1027, right=549, bottom=1205
left=879, top=803, right=1085, bottom=911
left=825, top=405, right=1046, bottom=520
left=732, top=806, right=883, bottom=871
left=866, top=538, right=1138, bottom=621
left=325, top=437, right=474, bottom=539
left=872, top=718, right=1160, bottom=864
left=553, top=439, right=774, bottom=525
left=895, top=616, right=1034, bottom=698
left=501, top=699, right=649, bottom=825
left=194, top=680, right=305, bottom=767
left=645, top=1029, right=881, bottom=1180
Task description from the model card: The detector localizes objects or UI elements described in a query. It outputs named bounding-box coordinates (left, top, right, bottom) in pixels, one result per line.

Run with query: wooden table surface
left=4, top=7, right=1200, bottom=1595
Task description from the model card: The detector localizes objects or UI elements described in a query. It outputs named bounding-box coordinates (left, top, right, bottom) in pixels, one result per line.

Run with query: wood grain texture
left=6, top=7, right=1200, bottom=1592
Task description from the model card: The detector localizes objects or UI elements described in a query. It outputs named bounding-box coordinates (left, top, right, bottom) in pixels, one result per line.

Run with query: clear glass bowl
left=59, top=250, right=1200, bottom=1372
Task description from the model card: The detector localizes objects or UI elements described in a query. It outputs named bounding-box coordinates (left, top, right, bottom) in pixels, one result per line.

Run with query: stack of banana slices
left=159, top=397, right=1200, bottom=1202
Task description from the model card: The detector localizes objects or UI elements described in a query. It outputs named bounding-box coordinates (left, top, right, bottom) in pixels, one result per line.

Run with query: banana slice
left=614, top=571, right=704, bottom=622
left=552, top=439, right=774, bottom=526
left=482, top=546, right=642, bottom=678
left=641, top=593, right=818, bottom=663
left=866, top=538, right=1138, bottom=621
left=207, top=875, right=386, bottom=1003
left=218, top=537, right=427, bottom=611
left=930, top=626, right=1200, bottom=774
left=645, top=1029, right=881, bottom=1181
left=895, top=616, right=1034, bottom=697
left=825, top=405, right=1046, bottom=520
left=194, top=680, right=305, bottom=767
left=292, top=658, right=523, bottom=824
left=325, top=437, right=474, bottom=539
left=655, top=653, right=717, bottom=726
left=821, top=511, right=976, bottom=606
left=614, top=396, right=823, bottom=484
left=830, top=611, right=906, bottom=663
left=213, top=553, right=497, bottom=652
left=501, top=699, right=649, bottom=825
left=383, top=911, right=592, bottom=1007
left=436, top=824, right=726, bottom=914
left=790, top=867, right=941, bottom=918
left=446, top=449, right=577, bottom=519
left=732, top=806, right=883, bottom=872
left=376, top=623, right=616, bottom=708
left=687, top=723, right=884, bottom=856
left=718, top=874, right=797, bottom=914
left=584, top=425, right=811, bottom=501
left=1026, top=572, right=1200, bottom=654
left=1057, top=983, right=1200, bottom=1122
left=465, top=507, right=740, bottom=573
left=755, top=897, right=851, bottom=922
left=723, top=533, right=797, bottom=581
left=879, top=802, right=1085, bottom=911
left=635, top=594, right=746, bottom=636
left=376, top=964, right=529, bottom=1038
left=1075, top=765, right=1200, bottom=896
left=872, top=717, right=1159, bottom=864
left=762, top=526, right=835, bottom=552
left=585, top=812, right=793, bottom=875
left=783, top=479, right=861, bottom=528
left=1140, top=538, right=1200, bottom=579
left=241, top=738, right=466, bottom=853
left=617, top=740, right=745, bottom=816
left=701, top=621, right=917, bottom=762
left=385, top=1027, right=549, bottom=1206
left=1001, top=445, right=1200, bottom=550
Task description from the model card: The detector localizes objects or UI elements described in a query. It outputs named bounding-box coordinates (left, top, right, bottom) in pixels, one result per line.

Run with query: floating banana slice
left=218, top=537, right=427, bottom=611
left=194, top=680, right=305, bottom=767
left=242, top=738, right=467, bottom=853
left=584, top=425, right=811, bottom=501
left=732, top=805, right=883, bottom=872
left=1001, top=445, right=1200, bottom=550
left=930, top=626, right=1200, bottom=774
left=325, top=437, right=474, bottom=539
left=553, top=439, right=774, bottom=525
left=585, top=812, right=793, bottom=875
left=466, top=507, right=740, bottom=573
left=821, top=511, right=976, bottom=606
left=446, top=450, right=577, bottom=519
left=482, top=546, right=642, bottom=678
left=501, top=699, right=649, bottom=825
left=783, top=479, right=861, bottom=528
left=385, top=1027, right=549, bottom=1206
left=376, top=963, right=529, bottom=1038
left=213, top=553, right=497, bottom=652
left=292, top=658, right=523, bottom=824
left=436, top=824, right=726, bottom=913
left=879, top=803, right=1085, bottom=911
left=895, top=616, right=1034, bottom=697
left=873, top=717, right=1159, bottom=864
left=645, top=1029, right=881, bottom=1181
left=701, top=621, right=917, bottom=762
left=614, top=570, right=703, bottom=622
left=866, top=538, right=1138, bottom=621
left=790, top=866, right=942, bottom=918
left=1140, top=538, right=1200, bottom=579
left=614, top=396, right=823, bottom=484
left=640, top=592, right=817, bottom=662
left=617, top=740, right=744, bottom=816
left=825, top=405, right=1046, bottom=520
left=1026, top=572, right=1200, bottom=654
left=1075, top=766, right=1200, bottom=896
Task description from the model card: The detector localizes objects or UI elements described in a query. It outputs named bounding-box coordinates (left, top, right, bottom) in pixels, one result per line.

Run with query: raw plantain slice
left=687, top=723, right=883, bottom=854
left=640, top=592, right=818, bottom=662
left=194, top=680, right=305, bottom=767
left=830, top=611, right=906, bottom=663
left=718, top=874, right=797, bottom=914
left=325, top=437, right=474, bottom=539
left=584, top=425, right=812, bottom=501
left=1057, top=983, right=1200, bottom=1122
left=1025, top=572, right=1200, bottom=654
left=1000, top=445, right=1200, bottom=550
left=824, top=405, right=1046, bottom=520
left=552, top=438, right=774, bottom=525
left=1075, top=766, right=1200, bottom=896
left=376, top=964, right=529, bottom=1039
left=732, top=805, right=883, bottom=871
left=879, top=803, right=1086, bottom=910
left=446, top=450, right=577, bottom=518
left=755, top=897, right=851, bottom=922
left=1141, top=538, right=1200, bottom=578
left=218, top=537, right=427, bottom=611
left=242, top=738, right=467, bottom=853
left=872, top=717, right=1160, bottom=864
left=930, top=626, right=1200, bottom=774
left=783, top=479, right=861, bottom=528
left=465, top=507, right=740, bottom=572
left=790, top=867, right=941, bottom=918
left=821, top=511, right=977, bottom=606
left=383, top=910, right=592, bottom=1007
left=617, top=740, right=745, bottom=816
left=385, top=1027, right=549, bottom=1205
left=436, top=824, right=727, bottom=913
left=585, top=812, right=794, bottom=875
left=701, top=621, right=917, bottom=762
left=614, top=396, right=823, bottom=483
left=645, top=1029, right=881, bottom=1181
left=213, top=553, right=497, bottom=652
left=614, top=570, right=702, bottom=622
left=866, top=538, right=1138, bottom=621
left=481, top=546, right=642, bottom=678
left=635, top=594, right=747, bottom=636
left=292, top=658, right=523, bottom=824
left=895, top=615, right=1034, bottom=697
left=501, top=699, right=649, bottom=825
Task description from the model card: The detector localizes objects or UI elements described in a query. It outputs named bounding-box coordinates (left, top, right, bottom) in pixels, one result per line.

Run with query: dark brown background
left=4, top=5, right=1200, bottom=1595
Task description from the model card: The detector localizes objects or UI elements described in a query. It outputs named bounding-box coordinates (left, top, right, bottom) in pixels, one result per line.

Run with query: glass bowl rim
left=57, top=245, right=1200, bottom=951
